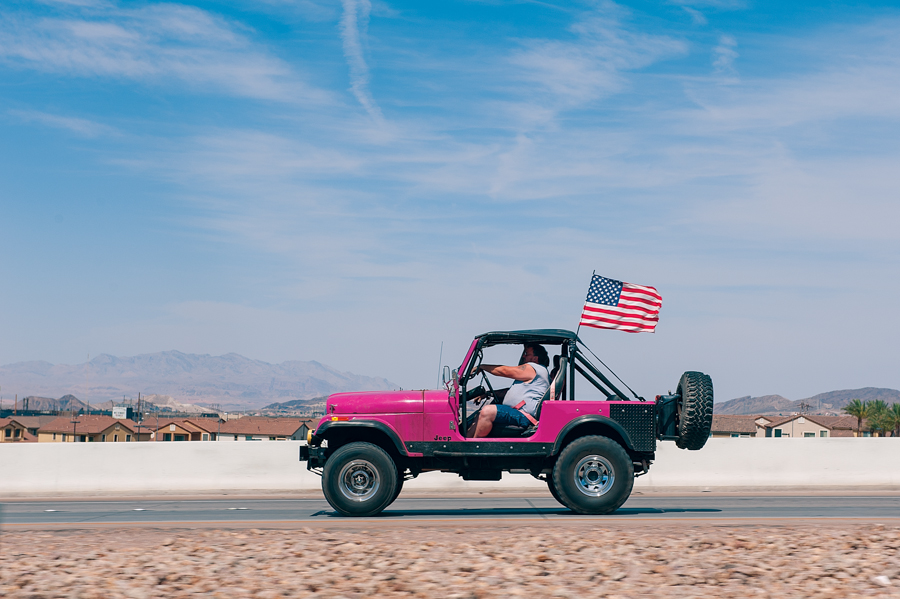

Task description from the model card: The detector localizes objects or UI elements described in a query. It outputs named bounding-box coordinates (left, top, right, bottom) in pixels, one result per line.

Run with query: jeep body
left=300, top=329, right=712, bottom=516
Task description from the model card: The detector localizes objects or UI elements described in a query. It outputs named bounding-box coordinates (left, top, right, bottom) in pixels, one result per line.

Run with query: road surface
left=3, top=494, right=899, bottom=527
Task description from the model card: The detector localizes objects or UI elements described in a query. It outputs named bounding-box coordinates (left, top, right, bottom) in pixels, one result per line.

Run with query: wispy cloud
left=340, top=0, right=383, bottom=122
left=712, top=34, right=738, bottom=74
left=9, top=109, right=118, bottom=137
left=681, top=6, right=708, bottom=25
left=507, top=4, right=686, bottom=120
left=0, top=2, right=324, bottom=102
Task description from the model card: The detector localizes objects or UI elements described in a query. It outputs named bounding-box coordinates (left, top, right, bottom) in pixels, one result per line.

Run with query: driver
left=466, top=344, right=550, bottom=438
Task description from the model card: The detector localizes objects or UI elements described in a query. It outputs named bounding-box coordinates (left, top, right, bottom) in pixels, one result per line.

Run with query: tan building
left=710, top=415, right=773, bottom=438
left=763, top=414, right=857, bottom=438
left=37, top=415, right=151, bottom=442
left=217, top=417, right=314, bottom=441
left=149, top=418, right=219, bottom=441
left=0, top=418, right=38, bottom=443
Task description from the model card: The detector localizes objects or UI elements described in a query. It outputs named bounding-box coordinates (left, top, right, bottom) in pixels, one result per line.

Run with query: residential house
left=710, top=415, right=760, bottom=438
left=4, top=415, right=58, bottom=438
left=37, top=415, right=151, bottom=442
left=217, top=417, right=314, bottom=441
left=763, top=414, right=857, bottom=438
left=0, top=417, right=38, bottom=443
left=149, top=418, right=219, bottom=441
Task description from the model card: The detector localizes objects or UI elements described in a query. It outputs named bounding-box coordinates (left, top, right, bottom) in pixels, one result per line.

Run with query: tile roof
left=4, top=415, right=59, bottom=429
left=147, top=418, right=219, bottom=434
left=711, top=415, right=760, bottom=434
left=38, top=415, right=137, bottom=435
left=218, top=417, right=309, bottom=436
left=765, top=413, right=859, bottom=430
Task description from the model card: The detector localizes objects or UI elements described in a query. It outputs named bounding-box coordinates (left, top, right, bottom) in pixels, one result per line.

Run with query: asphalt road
left=2, top=495, right=899, bottom=527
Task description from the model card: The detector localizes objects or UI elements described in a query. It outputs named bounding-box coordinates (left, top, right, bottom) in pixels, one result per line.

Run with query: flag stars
left=586, top=276, right=623, bottom=306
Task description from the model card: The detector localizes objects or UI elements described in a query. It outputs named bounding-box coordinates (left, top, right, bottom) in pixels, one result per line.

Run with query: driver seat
left=489, top=357, right=567, bottom=438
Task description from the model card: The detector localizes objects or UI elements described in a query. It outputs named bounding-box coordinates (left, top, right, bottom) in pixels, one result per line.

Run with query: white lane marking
left=44, top=509, right=58, bottom=512
left=227, top=507, right=250, bottom=510
left=133, top=508, right=147, bottom=511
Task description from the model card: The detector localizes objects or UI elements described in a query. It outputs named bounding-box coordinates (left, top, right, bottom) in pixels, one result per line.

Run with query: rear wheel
left=547, top=476, right=564, bottom=506
left=676, top=371, right=714, bottom=450
left=552, top=436, right=633, bottom=515
left=322, top=442, right=398, bottom=517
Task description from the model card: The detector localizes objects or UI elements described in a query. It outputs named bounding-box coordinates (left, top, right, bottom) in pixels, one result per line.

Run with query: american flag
left=579, top=274, right=662, bottom=333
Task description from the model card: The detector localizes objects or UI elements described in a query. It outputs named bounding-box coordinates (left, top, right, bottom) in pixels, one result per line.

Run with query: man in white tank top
left=466, top=344, right=550, bottom=438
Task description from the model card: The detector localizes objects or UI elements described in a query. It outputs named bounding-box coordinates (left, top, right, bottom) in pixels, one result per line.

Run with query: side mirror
left=442, top=365, right=451, bottom=386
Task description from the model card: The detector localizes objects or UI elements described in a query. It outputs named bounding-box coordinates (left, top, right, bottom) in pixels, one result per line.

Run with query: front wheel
left=322, top=442, right=398, bottom=517
left=552, top=436, right=634, bottom=515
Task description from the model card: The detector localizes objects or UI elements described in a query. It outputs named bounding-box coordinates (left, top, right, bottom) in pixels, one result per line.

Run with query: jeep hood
left=327, top=390, right=424, bottom=415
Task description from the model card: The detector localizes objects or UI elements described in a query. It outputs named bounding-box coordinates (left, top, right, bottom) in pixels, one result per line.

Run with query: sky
left=1, top=0, right=899, bottom=403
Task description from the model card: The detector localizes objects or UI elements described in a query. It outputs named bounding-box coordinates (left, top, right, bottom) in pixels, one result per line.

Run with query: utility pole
left=71, top=416, right=81, bottom=443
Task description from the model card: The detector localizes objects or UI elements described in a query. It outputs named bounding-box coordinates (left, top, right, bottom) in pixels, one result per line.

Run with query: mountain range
left=0, top=351, right=397, bottom=410
left=714, top=387, right=900, bottom=415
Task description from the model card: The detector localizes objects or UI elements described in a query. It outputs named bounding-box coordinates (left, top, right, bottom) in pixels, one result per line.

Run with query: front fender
left=311, top=419, right=409, bottom=456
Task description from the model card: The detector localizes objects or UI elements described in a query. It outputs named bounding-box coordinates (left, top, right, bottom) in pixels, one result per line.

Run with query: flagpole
left=575, top=270, right=595, bottom=338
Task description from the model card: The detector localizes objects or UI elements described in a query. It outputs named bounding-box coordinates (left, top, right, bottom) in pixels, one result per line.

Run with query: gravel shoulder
left=3, top=523, right=900, bottom=598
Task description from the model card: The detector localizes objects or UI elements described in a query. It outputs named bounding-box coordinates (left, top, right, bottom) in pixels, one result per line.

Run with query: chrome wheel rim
left=573, top=455, right=615, bottom=497
left=338, top=459, right=380, bottom=502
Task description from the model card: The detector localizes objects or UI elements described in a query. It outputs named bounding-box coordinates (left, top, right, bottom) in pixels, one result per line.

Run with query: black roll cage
left=458, top=329, right=634, bottom=438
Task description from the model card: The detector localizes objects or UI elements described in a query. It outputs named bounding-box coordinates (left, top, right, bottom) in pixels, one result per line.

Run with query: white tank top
left=502, top=364, right=550, bottom=416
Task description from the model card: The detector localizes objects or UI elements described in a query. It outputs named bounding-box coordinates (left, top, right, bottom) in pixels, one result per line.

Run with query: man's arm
left=477, top=363, right=536, bottom=383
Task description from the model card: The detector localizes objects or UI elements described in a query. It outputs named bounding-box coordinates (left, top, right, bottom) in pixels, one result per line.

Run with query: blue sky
left=1, top=0, right=899, bottom=402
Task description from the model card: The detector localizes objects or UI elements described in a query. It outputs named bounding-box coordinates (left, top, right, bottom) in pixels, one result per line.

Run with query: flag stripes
left=579, top=275, right=662, bottom=333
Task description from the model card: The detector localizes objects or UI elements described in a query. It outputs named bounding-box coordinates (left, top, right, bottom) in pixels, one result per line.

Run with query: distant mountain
left=715, top=387, right=900, bottom=415
left=714, top=394, right=794, bottom=415
left=262, top=396, right=328, bottom=411
left=18, top=394, right=88, bottom=412
left=0, top=351, right=398, bottom=410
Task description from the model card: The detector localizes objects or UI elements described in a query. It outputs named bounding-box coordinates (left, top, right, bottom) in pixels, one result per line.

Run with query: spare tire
left=676, top=371, right=714, bottom=450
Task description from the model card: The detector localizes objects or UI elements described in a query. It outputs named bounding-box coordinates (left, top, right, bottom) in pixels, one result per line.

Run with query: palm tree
left=843, top=398, right=869, bottom=436
left=864, top=400, right=889, bottom=437
left=889, top=403, right=900, bottom=437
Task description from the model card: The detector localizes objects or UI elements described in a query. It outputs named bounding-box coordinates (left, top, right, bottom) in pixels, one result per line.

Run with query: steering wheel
left=465, top=352, right=497, bottom=410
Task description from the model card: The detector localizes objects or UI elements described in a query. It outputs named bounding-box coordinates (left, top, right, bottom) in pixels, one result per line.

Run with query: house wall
left=219, top=434, right=293, bottom=441
left=770, top=417, right=830, bottom=438
left=99, top=423, right=137, bottom=442
left=152, top=423, right=195, bottom=441
left=1, top=421, right=27, bottom=442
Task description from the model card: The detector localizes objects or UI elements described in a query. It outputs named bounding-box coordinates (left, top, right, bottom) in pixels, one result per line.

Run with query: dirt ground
left=3, top=523, right=900, bottom=598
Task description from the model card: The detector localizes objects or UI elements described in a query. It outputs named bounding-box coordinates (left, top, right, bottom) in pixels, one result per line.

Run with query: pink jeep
left=300, top=329, right=713, bottom=516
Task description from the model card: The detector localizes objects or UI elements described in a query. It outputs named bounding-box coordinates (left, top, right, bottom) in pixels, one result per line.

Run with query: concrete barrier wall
left=2, top=438, right=899, bottom=497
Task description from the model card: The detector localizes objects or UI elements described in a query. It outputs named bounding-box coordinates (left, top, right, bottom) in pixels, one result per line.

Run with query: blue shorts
left=493, top=404, right=532, bottom=429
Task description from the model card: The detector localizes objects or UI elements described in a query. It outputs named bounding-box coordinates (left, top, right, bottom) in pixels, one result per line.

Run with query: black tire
left=552, top=436, right=634, bottom=515
left=322, top=442, right=398, bottom=517
left=389, top=471, right=404, bottom=505
left=547, top=476, right=564, bottom=506
left=675, top=371, right=714, bottom=450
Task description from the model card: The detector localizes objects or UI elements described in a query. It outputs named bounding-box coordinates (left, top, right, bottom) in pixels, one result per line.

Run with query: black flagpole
left=575, top=270, right=595, bottom=338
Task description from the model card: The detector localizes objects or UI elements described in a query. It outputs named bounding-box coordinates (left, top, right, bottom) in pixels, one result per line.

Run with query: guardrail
left=2, top=438, right=898, bottom=497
